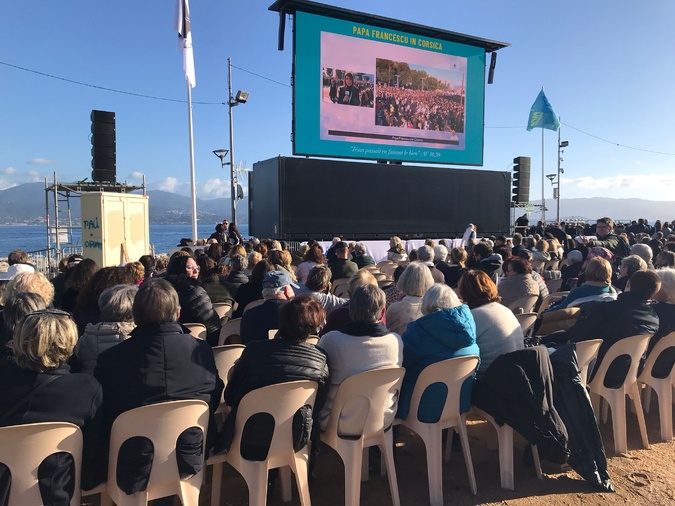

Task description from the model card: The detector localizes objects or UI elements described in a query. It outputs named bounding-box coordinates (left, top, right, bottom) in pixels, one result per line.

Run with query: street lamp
left=226, top=57, right=249, bottom=226
left=556, top=133, right=569, bottom=226
left=212, top=149, right=229, bottom=169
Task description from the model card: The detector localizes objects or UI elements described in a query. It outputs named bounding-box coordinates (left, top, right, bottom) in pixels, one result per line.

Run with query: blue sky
left=2, top=0, right=675, bottom=205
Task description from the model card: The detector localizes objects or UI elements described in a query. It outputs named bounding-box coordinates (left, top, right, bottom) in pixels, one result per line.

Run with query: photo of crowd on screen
left=374, top=58, right=465, bottom=135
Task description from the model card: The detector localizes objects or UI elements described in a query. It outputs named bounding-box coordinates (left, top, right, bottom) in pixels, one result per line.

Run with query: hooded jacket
left=398, top=305, right=479, bottom=421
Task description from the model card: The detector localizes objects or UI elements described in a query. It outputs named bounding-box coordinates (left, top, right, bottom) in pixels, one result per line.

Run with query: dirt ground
left=201, top=393, right=675, bottom=506
left=81, top=394, right=674, bottom=506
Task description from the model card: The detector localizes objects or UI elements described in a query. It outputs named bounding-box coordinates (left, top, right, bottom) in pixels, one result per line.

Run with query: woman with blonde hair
left=545, top=257, right=617, bottom=311
left=398, top=284, right=478, bottom=421
left=1, top=271, right=55, bottom=307
left=387, top=236, right=408, bottom=262
left=386, top=262, right=434, bottom=335
left=0, top=310, right=104, bottom=496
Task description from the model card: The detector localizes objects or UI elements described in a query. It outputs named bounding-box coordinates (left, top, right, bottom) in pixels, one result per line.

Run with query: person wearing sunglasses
left=0, top=309, right=104, bottom=500
left=163, top=255, right=221, bottom=346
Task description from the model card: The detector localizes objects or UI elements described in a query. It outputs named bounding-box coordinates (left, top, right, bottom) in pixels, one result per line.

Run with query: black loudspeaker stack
left=91, top=110, right=116, bottom=183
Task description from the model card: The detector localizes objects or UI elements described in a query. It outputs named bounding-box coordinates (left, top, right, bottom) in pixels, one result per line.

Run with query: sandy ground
left=200, top=394, right=675, bottom=506
left=81, top=393, right=674, bottom=506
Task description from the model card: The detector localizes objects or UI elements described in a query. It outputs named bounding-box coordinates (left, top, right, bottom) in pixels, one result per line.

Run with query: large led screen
left=294, top=11, right=486, bottom=165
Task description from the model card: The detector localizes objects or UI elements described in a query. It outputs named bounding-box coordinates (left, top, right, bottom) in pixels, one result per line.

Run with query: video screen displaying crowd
left=375, top=83, right=464, bottom=133
left=3, top=215, right=675, bottom=502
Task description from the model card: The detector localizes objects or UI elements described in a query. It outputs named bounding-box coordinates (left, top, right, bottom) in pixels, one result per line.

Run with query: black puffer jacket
left=164, top=275, right=221, bottom=346
left=218, top=338, right=329, bottom=459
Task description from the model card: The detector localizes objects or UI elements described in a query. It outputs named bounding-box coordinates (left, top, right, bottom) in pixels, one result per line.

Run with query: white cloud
left=0, top=179, right=17, bottom=190
left=563, top=173, right=675, bottom=190
left=27, top=158, right=54, bottom=166
left=3, top=167, right=16, bottom=174
left=129, top=172, right=145, bottom=180
left=196, top=178, right=232, bottom=199
left=152, top=177, right=182, bottom=193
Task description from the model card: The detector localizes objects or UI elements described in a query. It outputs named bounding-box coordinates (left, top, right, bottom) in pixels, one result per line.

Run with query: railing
left=27, top=246, right=82, bottom=279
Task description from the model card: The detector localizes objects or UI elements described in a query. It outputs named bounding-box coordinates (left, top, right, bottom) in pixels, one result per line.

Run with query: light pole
left=558, top=128, right=569, bottom=225
left=226, top=57, right=249, bottom=226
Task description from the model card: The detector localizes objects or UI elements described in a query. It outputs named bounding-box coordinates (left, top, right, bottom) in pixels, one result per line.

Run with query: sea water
left=0, top=224, right=250, bottom=257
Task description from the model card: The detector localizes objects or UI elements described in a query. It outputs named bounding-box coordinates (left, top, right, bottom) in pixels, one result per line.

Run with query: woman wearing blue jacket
left=397, top=284, right=480, bottom=423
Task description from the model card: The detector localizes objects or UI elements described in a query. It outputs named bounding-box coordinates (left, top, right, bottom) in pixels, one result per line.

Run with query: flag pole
left=541, top=128, right=546, bottom=224
left=187, top=81, right=198, bottom=242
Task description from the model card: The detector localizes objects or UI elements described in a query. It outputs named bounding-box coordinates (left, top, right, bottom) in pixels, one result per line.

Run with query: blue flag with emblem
left=527, top=89, right=560, bottom=131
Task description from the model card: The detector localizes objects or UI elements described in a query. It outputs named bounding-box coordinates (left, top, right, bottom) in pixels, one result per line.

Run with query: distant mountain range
left=0, top=182, right=672, bottom=226
left=0, top=183, right=248, bottom=225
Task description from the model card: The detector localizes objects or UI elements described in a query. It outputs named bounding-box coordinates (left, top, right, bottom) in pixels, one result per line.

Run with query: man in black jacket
left=95, top=279, right=223, bottom=495
left=564, top=270, right=660, bottom=387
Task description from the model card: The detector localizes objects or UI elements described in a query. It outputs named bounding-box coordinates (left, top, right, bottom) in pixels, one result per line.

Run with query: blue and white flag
left=174, top=0, right=196, bottom=88
left=527, top=89, right=559, bottom=131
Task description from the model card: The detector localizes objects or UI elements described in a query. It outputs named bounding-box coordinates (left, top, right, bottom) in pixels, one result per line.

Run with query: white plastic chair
left=514, top=312, right=538, bottom=336
left=219, top=317, right=242, bottom=345
left=545, top=277, right=563, bottom=294
left=588, top=334, right=652, bottom=454
left=536, top=291, right=570, bottom=316
left=377, top=262, right=398, bottom=280
left=321, top=367, right=405, bottom=506
left=395, top=356, right=479, bottom=505
left=505, top=295, right=538, bottom=314
left=212, top=302, right=233, bottom=320
left=212, top=344, right=246, bottom=419
left=331, top=278, right=351, bottom=299
left=575, top=339, right=603, bottom=387
left=0, top=422, right=83, bottom=506
left=183, top=322, right=207, bottom=340
left=243, top=298, right=265, bottom=314
left=105, top=400, right=209, bottom=506
left=208, top=380, right=318, bottom=506
left=268, top=329, right=279, bottom=339
left=470, top=407, right=542, bottom=490
left=638, top=331, right=675, bottom=441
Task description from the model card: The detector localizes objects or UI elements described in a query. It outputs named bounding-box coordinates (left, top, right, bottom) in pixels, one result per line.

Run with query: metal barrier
left=27, top=246, right=82, bottom=279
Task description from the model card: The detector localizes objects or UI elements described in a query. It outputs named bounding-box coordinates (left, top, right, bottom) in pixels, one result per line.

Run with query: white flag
left=174, top=0, right=196, bottom=88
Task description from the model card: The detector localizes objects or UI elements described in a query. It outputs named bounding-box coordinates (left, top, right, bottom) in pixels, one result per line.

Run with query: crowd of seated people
left=3, top=214, right=675, bottom=502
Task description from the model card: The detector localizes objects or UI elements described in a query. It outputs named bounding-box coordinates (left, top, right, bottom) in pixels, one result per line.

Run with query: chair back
left=531, top=258, right=546, bottom=273
left=268, top=329, right=278, bottom=339
left=212, top=345, right=246, bottom=413
left=229, top=381, right=318, bottom=469
left=514, top=312, right=538, bottom=336
left=588, top=334, right=652, bottom=391
left=545, top=277, right=563, bottom=294
left=212, top=302, right=233, bottom=320
left=106, top=400, right=209, bottom=504
left=406, top=356, right=479, bottom=424
left=505, top=295, right=538, bottom=314
left=243, top=299, right=265, bottom=314
left=545, top=259, right=561, bottom=272
left=639, top=331, right=675, bottom=383
left=332, top=278, right=351, bottom=299
left=574, top=339, right=603, bottom=385
left=218, top=317, right=242, bottom=345
left=183, top=322, right=207, bottom=340
left=324, top=367, right=405, bottom=442
left=0, top=422, right=83, bottom=506
left=305, top=335, right=320, bottom=346
left=377, top=262, right=398, bottom=280
left=537, top=291, right=570, bottom=316
left=536, top=307, right=581, bottom=336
